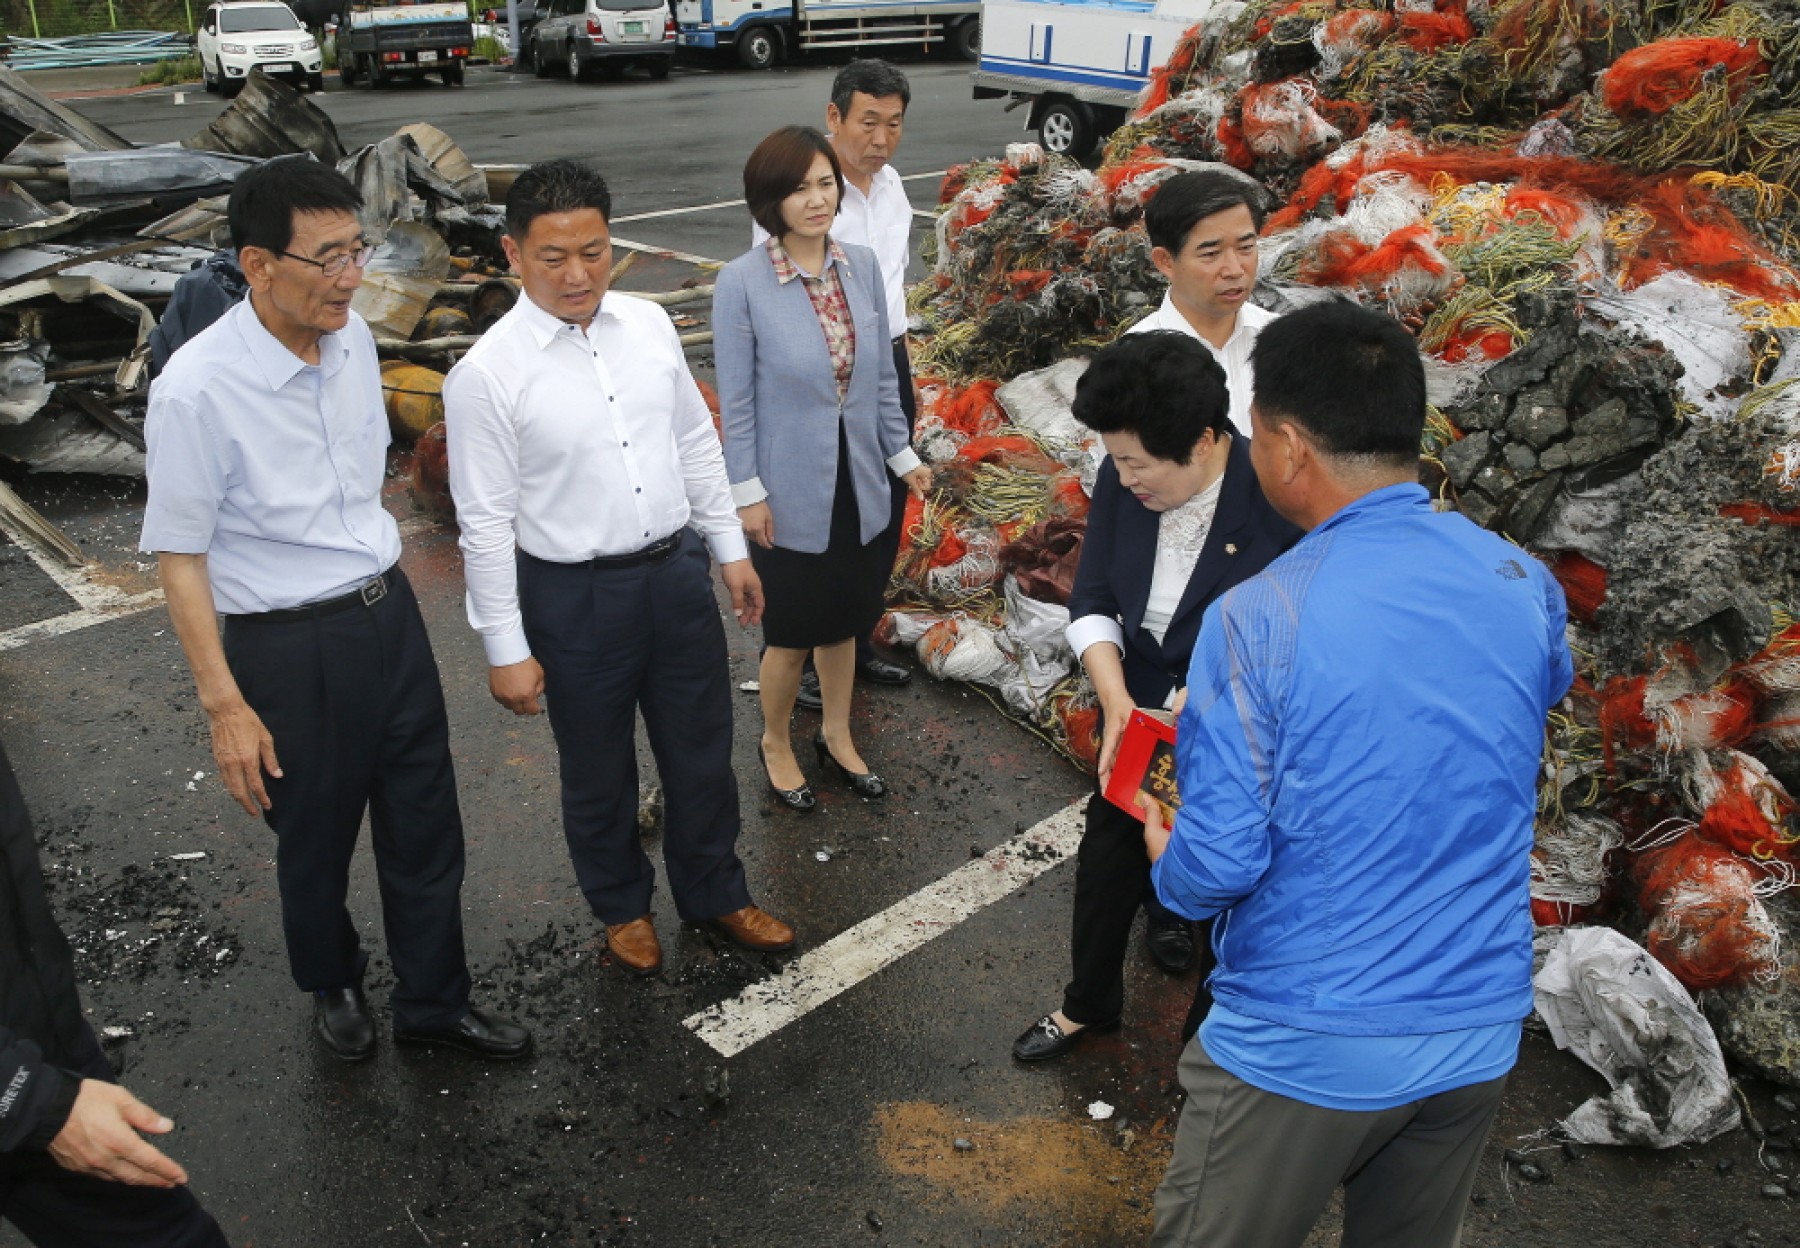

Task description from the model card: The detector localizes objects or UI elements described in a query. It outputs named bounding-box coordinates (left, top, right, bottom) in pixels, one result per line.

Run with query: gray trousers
left=1151, top=1039, right=1506, bottom=1248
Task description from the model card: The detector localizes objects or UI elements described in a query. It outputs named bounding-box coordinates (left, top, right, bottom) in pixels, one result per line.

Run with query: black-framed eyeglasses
left=277, top=244, right=375, bottom=277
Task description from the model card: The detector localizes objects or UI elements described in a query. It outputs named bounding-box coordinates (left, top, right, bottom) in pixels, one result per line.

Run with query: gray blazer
left=713, top=239, right=911, bottom=555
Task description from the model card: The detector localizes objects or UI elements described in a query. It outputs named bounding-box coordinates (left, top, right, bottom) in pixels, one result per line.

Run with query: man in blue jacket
left=1143, top=300, right=1573, bottom=1248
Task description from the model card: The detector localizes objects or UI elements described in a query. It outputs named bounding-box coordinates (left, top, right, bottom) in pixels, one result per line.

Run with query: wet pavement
left=1, top=57, right=1795, bottom=1248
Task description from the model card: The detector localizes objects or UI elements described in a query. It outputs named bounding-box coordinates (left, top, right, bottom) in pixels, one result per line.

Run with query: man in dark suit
left=1013, top=330, right=1301, bottom=1062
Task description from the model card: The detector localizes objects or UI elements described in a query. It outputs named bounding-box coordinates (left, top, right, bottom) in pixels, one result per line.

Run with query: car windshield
left=220, top=5, right=300, bottom=31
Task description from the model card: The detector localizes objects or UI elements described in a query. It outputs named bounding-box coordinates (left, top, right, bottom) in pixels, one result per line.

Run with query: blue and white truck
left=971, top=0, right=1223, bottom=159
left=675, top=0, right=980, bottom=69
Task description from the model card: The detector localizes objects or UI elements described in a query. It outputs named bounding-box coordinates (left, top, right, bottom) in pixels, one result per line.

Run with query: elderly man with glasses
left=141, top=158, right=530, bottom=1064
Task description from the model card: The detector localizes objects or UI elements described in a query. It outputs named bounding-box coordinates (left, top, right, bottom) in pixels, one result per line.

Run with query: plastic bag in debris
left=1002, top=575, right=1071, bottom=666
left=1532, top=925, right=1739, bottom=1148
left=996, top=357, right=1091, bottom=460
left=1586, top=272, right=1751, bottom=424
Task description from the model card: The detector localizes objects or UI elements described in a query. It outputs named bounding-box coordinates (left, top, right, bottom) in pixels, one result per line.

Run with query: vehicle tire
left=1037, top=99, right=1095, bottom=160
left=951, top=15, right=978, bottom=61
left=202, top=54, right=219, bottom=91
left=221, top=73, right=242, bottom=98
left=441, top=61, right=463, bottom=85
left=566, top=42, right=585, bottom=80
left=647, top=55, right=671, bottom=80
left=308, top=71, right=325, bottom=91
left=368, top=54, right=388, bottom=88
left=736, top=25, right=777, bottom=69
left=532, top=37, right=552, bottom=76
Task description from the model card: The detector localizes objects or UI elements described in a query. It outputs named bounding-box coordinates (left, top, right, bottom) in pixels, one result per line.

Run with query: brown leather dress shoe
left=703, top=905, right=795, bottom=952
left=605, top=916, right=663, bottom=974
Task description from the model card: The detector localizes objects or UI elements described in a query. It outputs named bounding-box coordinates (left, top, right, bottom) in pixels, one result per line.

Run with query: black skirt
left=753, top=424, right=889, bottom=650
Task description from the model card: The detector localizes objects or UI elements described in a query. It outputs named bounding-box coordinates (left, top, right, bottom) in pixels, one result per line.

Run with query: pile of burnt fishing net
left=887, top=0, right=1800, bottom=1084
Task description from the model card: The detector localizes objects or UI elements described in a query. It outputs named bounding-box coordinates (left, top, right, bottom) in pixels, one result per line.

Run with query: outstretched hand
left=48, top=1080, right=188, bottom=1188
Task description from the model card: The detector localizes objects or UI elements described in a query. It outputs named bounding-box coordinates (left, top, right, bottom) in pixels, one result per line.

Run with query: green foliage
left=135, top=50, right=199, bottom=81
left=1, top=0, right=199, bottom=38
left=471, top=32, right=502, bottom=60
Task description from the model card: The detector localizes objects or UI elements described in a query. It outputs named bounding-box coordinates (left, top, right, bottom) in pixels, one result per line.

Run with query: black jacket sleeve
left=0, top=1025, right=80, bottom=1153
left=1067, top=458, right=1122, bottom=630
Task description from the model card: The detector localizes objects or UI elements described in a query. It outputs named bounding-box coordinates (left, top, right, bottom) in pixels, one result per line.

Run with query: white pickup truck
left=675, top=0, right=979, bottom=69
left=972, top=0, right=1224, bottom=159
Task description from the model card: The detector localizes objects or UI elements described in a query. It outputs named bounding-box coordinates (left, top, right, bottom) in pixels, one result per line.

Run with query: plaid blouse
left=766, top=237, right=857, bottom=400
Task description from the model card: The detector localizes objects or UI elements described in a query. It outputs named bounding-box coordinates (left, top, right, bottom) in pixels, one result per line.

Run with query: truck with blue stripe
left=674, top=0, right=979, bottom=69
left=972, top=0, right=1221, bottom=159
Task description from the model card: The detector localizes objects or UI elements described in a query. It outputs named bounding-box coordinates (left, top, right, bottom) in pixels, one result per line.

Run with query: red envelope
left=1102, top=708, right=1181, bottom=824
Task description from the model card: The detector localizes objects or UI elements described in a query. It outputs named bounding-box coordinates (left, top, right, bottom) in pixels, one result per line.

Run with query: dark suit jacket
left=1068, top=435, right=1302, bottom=709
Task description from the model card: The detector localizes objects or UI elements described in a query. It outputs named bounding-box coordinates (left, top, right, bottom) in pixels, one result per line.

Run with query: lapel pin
left=1225, top=543, right=1238, bottom=555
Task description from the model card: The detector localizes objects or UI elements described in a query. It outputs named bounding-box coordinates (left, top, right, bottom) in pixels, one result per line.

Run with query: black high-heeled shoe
left=813, top=730, right=887, bottom=799
left=759, top=742, right=816, bottom=812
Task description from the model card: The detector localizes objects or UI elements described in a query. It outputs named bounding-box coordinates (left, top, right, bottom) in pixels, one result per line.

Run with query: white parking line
left=683, top=799, right=1085, bottom=1058
left=611, top=169, right=949, bottom=226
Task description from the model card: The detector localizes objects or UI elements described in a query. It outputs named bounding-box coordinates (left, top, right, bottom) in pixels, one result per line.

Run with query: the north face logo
left=1497, top=559, right=1526, bottom=580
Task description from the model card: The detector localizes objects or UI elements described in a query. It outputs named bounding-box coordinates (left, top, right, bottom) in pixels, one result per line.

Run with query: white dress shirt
left=140, top=299, right=401, bottom=615
left=752, top=160, right=912, bottom=337
left=1127, top=294, right=1275, bottom=439
left=443, top=289, right=748, bottom=668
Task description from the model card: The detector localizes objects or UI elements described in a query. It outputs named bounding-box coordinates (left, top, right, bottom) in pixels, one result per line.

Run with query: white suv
left=197, top=1, right=325, bottom=96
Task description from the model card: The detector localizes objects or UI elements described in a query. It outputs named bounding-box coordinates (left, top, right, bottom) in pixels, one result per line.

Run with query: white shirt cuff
left=706, top=527, right=749, bottom=565
left=731, top=477, right=768, bottom=508
left=887, top=448, right=923, bottom=477
left=1067, top=614, right=1125, bottom=664
left=482, top=625, right=533, bottom=669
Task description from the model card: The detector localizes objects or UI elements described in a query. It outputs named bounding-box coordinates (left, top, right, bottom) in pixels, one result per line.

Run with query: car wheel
left=201, top=54, right=218, bottom=91
left=951, top=15, right=978, bottom=61
left=532, top=37, right=552, bottom=76
left=308, top=71, right=325, bottom=91
left=368, top=54, right=388, bottom=88
left=441, top=61, right=463, bottom=85
left=221, top=72, right=242, bottom=98
left=566, top=42, right=584, bottom=80
left=647, top=55, right=670, bottom=80
left=736, top=25, right=776, bottom=69
left=1038, top=100, right=1094, bottom=160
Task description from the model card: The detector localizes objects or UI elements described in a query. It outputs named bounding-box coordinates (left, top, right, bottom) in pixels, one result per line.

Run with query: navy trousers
left=518, top=531, right=752, bottom=925
left=222, top=568, right=472, bottom=1030
left=0, top=1035, right=228, bottom=1248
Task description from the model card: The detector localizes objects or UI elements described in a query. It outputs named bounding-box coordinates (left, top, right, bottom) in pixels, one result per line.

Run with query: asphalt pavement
left=0, top=55, right=1794, bottom=1248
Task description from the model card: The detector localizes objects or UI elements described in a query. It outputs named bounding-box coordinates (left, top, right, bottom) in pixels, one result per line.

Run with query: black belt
left=232, top=569, right=396, bottom=626
left=534, top=532, right=682, bottom=571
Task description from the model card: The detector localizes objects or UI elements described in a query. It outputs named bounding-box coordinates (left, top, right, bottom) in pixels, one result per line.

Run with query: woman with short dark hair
left=713, top=125, right=932, bottom=811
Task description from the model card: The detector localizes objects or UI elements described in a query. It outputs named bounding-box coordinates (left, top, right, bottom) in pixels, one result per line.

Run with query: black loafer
left=314, top=985, right=376, bottom=1062
left=1011, top=1013, right=1119, bottom=1063
left=857, top=655, right=911, bottom=685
left=1146, top=917, right=1197, bottom=973
left=395, top=1007, right=533, bottom=1060
left=794, top=670, right=823, bottom=711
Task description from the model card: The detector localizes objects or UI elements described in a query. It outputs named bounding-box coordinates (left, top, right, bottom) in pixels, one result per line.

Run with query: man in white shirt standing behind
left=1118, top=168, right=1271, bottom=978
left=1129, top=170, right=1271, bottom=441
left=756, top=58, right=918, bottom=704
left=445, top=160, right=795, bottom=977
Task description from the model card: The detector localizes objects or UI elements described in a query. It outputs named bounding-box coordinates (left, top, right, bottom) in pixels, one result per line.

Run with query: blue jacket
left=712, top=240, right=912, bottom=555
left=1068, top=436, right=1300, bottom=710
left=1153, top=484, right=1573, bottom=1036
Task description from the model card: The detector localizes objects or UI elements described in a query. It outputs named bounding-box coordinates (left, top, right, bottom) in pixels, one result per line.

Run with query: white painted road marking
left=683, top=799, right=1086, bottom=1058
left=611, top=170, right=951, bottom=226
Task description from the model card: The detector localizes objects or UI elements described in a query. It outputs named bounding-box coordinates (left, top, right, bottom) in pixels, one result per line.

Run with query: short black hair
left=227, top=156, right=362, bottom=256
left=506, top=159, right=612, bottom=239
left=830, top=58, right=910, bottom=117
left=1143, top=170, right=1265, bottom=255
left=1072, top=330, right=1230, bottom=465
left=1250, top=301, right=1424, bottom=465
left=743, top=126, right=844, bottom=240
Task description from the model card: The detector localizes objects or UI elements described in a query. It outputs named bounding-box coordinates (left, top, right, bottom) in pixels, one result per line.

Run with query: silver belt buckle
left=359, top=576, right=388, bottom=607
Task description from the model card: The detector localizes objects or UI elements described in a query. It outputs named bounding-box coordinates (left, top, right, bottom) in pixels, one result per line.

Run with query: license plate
left=262, top=62, right=296, bottom=72
left=621, top=20, right=645, bottom=32
left=418, top=49, right=438, bottom=61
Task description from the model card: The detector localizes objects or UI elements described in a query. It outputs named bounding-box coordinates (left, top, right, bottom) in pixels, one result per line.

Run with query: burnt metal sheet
left=183, top=71, right=345, bottom=165
left=62, top=148, right=260, bottom=207
left=0, top=66, right=132, bottom=157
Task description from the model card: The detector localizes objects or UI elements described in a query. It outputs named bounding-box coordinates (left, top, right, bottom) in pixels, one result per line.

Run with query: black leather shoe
left=1146, top=916, right=1197, bottom=973
left=794, top=670, right=823, bottom=711
left=760, top=742, right=816, bottom=812
left=1011, top=1013, right=1120, bottom=1063
left=857, top=655, right=911, bottom=685
left=813, top=730, right=886, bottom=798
left=395, top=1007, right=532, bottom=1060
left=314, top=985, right=375, bottom=1062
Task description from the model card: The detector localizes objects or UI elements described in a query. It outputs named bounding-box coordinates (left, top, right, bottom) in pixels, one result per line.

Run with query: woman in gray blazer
left=714, top=126, right=931, bottom=811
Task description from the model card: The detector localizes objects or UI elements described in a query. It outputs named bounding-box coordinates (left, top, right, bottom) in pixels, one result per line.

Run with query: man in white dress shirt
left=756, top=58, right=918, bottom=701
left=1128, top=170, right=1272, bottom=441
left=1118, top=169, right=1271, bottom=975
left=142, top=158, right=530, bottom=1063
left=444, top=159, right=794, bottom=976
